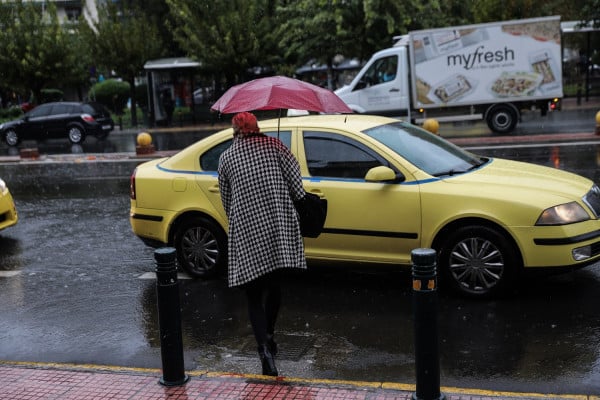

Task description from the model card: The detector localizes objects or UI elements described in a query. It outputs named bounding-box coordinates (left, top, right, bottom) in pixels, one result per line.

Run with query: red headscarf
left=232, top=112, right=260, bottom=135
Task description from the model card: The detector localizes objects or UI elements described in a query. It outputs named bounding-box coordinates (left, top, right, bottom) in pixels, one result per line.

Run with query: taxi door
left=298, top=129, right=421, bottom=265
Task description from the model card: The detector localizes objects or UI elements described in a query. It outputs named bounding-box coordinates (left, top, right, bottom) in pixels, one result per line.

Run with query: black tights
left=244, top=273, right=281, bottom=346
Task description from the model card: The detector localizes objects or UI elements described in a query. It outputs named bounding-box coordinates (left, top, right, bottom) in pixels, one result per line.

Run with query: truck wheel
left=486, top=104, right=518, bottom=134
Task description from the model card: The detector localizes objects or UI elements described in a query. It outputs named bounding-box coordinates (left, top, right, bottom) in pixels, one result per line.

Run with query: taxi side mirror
left=365, top=166, right=405, bottom=183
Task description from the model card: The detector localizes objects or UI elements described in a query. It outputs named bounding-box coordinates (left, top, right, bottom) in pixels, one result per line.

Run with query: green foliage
left=166, top=0, right=276, bottom=85
left=83, top=1, right=165, bottom=125
left=122, top=0, right=182, bottom=57
left=40, top=89, right=64, bottom=103
left=276, top=1, right=343, bottom=65
left=579, top=0, right=600, bottom=27
left=470, top=0, right=596, bottom=23
left=0, top=0, right=90, bottom=103
left=91, top=79, right=130, bottom=115
left=0, top=106, right=23, bottom=120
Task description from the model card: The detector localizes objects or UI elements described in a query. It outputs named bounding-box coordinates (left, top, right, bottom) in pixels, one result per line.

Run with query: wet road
left=0, top=114, right=600, bottom=394
left=0, top=187, right=599, bottom=395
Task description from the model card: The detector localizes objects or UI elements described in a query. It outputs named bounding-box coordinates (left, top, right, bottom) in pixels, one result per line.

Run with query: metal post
left=154, top=247, right=189, bottom=386
left=411, top=248, right=445, bottom=400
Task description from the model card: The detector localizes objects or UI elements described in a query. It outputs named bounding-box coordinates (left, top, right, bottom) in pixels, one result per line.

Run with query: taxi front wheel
left=437, top=225, right=519, bottom=298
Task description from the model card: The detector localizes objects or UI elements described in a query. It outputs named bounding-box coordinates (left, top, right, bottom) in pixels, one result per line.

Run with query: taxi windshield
left=363, top=121, right=485, bottom=176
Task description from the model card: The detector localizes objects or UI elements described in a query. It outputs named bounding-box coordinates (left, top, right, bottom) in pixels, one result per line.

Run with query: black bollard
left=411, top=248, right=445, bottom=400
left=154, top=247, right=189, bottom=386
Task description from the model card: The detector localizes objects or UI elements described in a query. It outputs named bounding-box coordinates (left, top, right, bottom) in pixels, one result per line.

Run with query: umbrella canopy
left=211, top=75, right=352, bottom=114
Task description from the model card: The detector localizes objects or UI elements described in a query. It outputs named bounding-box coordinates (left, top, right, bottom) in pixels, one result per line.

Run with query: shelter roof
left=144, top=57, right=201, bottom=70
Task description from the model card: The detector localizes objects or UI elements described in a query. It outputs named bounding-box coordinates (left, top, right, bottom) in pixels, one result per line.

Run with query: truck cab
left=335, top=46, right=411, bottom=117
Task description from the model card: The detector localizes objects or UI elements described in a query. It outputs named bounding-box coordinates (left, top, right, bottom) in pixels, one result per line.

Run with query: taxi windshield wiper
left=432, top=159, right=487, bottom=177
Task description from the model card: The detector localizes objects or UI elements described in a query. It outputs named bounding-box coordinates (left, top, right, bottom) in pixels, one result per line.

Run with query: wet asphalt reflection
left=0, top=142, right=599, bottom=395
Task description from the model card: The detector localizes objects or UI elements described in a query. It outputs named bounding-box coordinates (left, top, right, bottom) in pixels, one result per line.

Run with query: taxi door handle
left=307, top=190, right=325, bottom=199
left=208, top=185, right=220, bottom=193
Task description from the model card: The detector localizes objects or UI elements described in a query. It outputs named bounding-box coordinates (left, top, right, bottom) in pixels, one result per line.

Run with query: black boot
left=266, top=333, right=278, bottom=356
left=258, top=344, right=278, bottom=376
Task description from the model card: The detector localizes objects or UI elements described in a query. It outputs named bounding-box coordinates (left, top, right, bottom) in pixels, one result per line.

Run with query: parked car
left=129, top=114, right=600, bottom=297
left=0, top=177, right=18, bottom=232
left=0, top=101, right=114, bottom=146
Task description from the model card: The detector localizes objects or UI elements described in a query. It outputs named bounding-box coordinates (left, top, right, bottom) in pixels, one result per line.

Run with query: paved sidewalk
left=0, top=361, right=595, bottom=400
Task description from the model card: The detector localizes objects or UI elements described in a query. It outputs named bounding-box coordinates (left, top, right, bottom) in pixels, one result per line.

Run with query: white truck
left=335, top=16, right=563, bottom=134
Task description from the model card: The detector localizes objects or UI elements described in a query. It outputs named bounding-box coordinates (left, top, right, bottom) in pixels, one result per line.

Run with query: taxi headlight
left=536, top=202, right=590, bottom=225
left=0, top=178, right=6, bottom=192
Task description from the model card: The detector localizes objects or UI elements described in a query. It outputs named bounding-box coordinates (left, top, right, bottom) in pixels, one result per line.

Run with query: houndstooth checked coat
left=218, top=133, right=307, bottom=287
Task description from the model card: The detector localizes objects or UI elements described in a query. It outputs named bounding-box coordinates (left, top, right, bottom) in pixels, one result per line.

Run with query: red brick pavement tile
left=0, top=364, right=415, bottom=400
left=0, top=363, right=587, bottom=400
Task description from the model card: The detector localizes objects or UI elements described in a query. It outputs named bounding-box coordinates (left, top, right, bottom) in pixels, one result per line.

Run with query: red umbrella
left=211, top=75, right=352, bottom=114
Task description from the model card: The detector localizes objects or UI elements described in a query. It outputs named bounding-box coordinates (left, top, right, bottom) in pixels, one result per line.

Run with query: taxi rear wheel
left=174, top=216, right=227, bottom=278
left=438, top=225, right=519, bottom=298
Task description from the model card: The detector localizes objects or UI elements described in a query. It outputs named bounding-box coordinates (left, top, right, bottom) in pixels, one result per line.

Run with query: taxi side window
left=200, top=140, right=232, bottom=171
left=264, top=130, right=291, bottom=149
left=303, top=131, right=389, bottom=179
left=199, top=131, right=292, bottom=171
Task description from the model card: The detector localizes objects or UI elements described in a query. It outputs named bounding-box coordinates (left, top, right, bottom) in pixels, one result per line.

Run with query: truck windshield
left=363, top=121, right=485, bottom=177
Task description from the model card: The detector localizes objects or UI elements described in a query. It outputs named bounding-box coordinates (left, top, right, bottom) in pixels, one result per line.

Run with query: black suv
left=0, top=101, right=115, bottom=146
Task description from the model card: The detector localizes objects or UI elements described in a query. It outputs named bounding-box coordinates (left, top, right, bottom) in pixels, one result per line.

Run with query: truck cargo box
left=410, top=16, right=562, bottom=108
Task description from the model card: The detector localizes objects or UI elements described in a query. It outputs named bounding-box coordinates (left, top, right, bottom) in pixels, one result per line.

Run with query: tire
left=173, top=216, right=227, bottom=278
left=67, top=125, right=85, bottom=144
left=486, top=104, right=518, bottom=134
left=437, top=225, right=519, bottom=298
left=4, top=129, right=19, bottom=146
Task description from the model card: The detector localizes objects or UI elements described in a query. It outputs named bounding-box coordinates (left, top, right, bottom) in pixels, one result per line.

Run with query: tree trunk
left=128, top=77, right=138, bottom=127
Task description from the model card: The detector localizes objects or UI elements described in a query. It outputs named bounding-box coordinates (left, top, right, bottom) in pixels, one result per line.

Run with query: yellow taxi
left=130, top=115, right=600, bottom=297
left=0, top=177, right=18, bottom=232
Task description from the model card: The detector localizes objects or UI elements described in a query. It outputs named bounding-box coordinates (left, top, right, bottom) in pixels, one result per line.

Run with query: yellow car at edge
left=129, top=115, right=600, bottom=297
left=0, top=177, right=18, bottom=232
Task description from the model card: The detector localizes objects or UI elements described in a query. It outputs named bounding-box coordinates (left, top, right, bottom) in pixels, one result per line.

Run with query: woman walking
left=218, top=112, right=306, bottom=376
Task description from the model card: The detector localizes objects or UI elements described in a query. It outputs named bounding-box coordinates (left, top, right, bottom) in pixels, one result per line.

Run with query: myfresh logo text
left=447, top=46, right=515, bottom=70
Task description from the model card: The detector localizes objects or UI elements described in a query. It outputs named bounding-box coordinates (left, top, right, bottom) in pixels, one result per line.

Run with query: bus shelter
left=144, top=57, right=201, bottom=127
left=561, top=21, right=600, bottom=102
